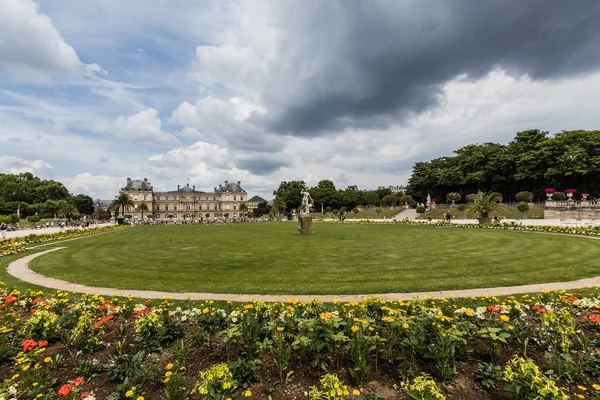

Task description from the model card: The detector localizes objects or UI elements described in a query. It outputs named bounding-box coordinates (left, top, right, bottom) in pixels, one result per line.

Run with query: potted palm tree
left=111, top=193, right=134, bottom=224
left=464, top=191, right=508, bottom=224
left=136, top=202, right=149, bottom=221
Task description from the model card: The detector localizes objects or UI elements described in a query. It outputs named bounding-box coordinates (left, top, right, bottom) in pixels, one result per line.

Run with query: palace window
left=144, top=195, right=147, bottom=200
left=186, top=204, right=191, bottom=210
left=234, top=205, right=236, bottom=210
left=234, top=195, right=237, bottom=201
left=174, top=214, right=178, bottom=218
left=165, top=205, right=169, bottom=211
left=133, top=195, right=138, bottom=201
left=226, top=204, right=230, bottom=210
left=174, top=205, right=177, bottom=211
left=155, top=214, right=159, bottom=219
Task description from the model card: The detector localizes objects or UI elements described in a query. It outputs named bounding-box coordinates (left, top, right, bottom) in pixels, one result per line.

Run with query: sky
left=1, top=0, right=600, bottom=200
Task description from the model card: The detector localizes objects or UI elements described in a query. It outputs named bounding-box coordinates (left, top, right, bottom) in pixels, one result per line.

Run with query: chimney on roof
left=177, top=184, right=180, bottom=191
left=237, top=181, right=241, bottom=185
left=127, top=177, right=131, bottom=183
left=225, top=180, right=228, bottom=184
left=144, top=178, right=148, bottom=183
left=193, top=185, right=195, bottom=191
left=214, top=187, right=217, bottom=192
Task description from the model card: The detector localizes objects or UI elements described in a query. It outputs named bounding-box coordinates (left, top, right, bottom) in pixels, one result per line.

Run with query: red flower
left=31, top=308, right=38, bottom=314
left=569, top=296, right=578, bottom=302
left=590, top=316, right=600, bottom=323
left=22, top=339, right=37, bottom=352
left=32, top=298, right=41, bottom=304
left=80, top=392, right=90, bottom=399
left=487, top=305, right=498, bottom=313
left=58, top=384, right=73, bottom=397
left=72, top=377, right=84, bottom=387
left=144, top=300, right=152, bottom=306
left=38, top=339, right=48, bottom=347
left=4, top=295, right=17, bottom=305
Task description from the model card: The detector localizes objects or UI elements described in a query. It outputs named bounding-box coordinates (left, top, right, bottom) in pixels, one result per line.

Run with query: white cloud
left=113, top=108, right=179, bottom=145
left=0, top=156, right=55, bottom=178
left=61, top=173, right=124, bottom=198
left=0, top=0, right=81, bottom=81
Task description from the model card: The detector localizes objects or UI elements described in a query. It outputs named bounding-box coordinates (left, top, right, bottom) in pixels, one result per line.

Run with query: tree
left=271, top=197, right=287, bottom=218
left=239, top=202, right=248, bottom=218
left=332, top=209, right=339, bottom=217
left=92, top=208, right=109, bottom=221
left=515, top=191, right=534, bottom=203
left=517, top=202, right=529, bottom=218
left=446, top=192, right=461, bottom=204
left=72, top=194, right=95, bottom=215
left=137, top=202, right=150, bottom=220
left=58, top=200, right=78, bottom=220
left=416, top=205, right=426, bottom=214
left=224, top=212, right=229, bottom=219
left=352, top=207, right=359, bottom=215
left=273, top=181, right=307, bottom=212
left=111, top=193, right=134, bottom=217
left=381, top=195, right=398, bottom=207
left=205, top=213, right=210, bottom=218
left=464, top=191, right=508, bottom=222
left=375, top=207, right=382, bottom=217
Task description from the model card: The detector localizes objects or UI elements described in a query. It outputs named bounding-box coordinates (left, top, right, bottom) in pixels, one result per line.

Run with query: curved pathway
left=7, top=247, right=600, bottom=302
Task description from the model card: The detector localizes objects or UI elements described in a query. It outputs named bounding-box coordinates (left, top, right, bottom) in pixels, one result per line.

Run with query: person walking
left=1, top=223, right=6, bottom=239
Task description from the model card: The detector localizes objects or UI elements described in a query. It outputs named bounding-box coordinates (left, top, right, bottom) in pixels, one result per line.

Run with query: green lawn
left=26, top=223, right=600, bottom=295
left=422, top=206, right=545, bottom=220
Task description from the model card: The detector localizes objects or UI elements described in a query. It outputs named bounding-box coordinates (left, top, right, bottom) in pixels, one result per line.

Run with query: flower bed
left=318, top=219, right=600, bottom=237
left=3, top=284, right=600, bottom=399
left=0, top=226, right=126, bottom=258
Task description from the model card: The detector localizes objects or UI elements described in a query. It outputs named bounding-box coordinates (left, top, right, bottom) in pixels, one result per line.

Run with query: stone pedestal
left=298, top=215, right=313, bottom=235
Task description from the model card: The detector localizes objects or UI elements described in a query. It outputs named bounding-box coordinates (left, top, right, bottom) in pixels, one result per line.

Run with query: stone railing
left=546, top=200, right=600, bottom=208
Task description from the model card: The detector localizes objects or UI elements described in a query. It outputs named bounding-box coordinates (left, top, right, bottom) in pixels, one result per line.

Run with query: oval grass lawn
left=29, top=223, right=600, bottom=295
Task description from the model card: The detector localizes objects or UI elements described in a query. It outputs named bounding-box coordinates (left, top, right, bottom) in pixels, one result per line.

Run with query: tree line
left=406, top=129, right=600, bottom=203
left=271, top=180, right=413, bottom=215
left=0, top=173, right=95, bottom=222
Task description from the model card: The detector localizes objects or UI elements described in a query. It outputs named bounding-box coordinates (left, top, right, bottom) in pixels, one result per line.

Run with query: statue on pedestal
left=298, top=189, right=314, bottom=234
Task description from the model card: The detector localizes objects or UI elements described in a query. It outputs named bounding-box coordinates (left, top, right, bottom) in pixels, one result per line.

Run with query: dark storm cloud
left=235, top=154, right=291, bottom=175
left=265, top=0, right=600, bottom=136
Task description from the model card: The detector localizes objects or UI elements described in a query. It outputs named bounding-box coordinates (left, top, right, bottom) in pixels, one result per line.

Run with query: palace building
left=119, top=178, right=248, bottom=221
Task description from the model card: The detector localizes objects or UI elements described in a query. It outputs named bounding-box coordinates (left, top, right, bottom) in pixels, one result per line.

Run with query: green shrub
left=309, top=373, right=349, bottom=400
left=551, top=192, right=566, bottom=201
left=475, top=362, right=502, bottom=389
left=401, top=373, right=446, bottom=400
left=26, top=215, right=42, bottom=223
left=193, top=363, right=237, bottom=400
left=230, top=358, right=258, bottom=389
left=517, top=202, right=529, bottom=215
left=503, top=356, right=567, bottom=399
left=416, top=206, right=426, bottom=214
left=457, top=204, right=467, bottom=212
left=516, top=191, right=534, bottom=202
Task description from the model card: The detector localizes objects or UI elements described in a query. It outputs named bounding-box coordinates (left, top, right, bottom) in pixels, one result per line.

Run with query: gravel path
left=7, top=247, right=600, bottom=302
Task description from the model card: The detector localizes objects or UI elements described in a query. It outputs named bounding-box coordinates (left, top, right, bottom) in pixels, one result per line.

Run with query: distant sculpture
left=426, top=194, right=431, bottom=204
left=300, top=189, right=313, bottom=215
left=298, top=189, right=314, bottom=235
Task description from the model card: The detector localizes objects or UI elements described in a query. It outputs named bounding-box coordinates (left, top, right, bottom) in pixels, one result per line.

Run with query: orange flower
left=58, top=384, right=73, bottom=397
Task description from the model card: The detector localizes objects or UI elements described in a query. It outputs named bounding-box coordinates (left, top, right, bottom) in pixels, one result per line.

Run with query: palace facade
left=120, top=178, right=248, bottom=221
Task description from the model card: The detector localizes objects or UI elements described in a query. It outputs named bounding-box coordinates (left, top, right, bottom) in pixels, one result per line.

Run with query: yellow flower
left=593, top=383, right=600, bottom=390
left=508, top=325, right=514, bottom=330
left=166, top=363, right=173, bottom=370
left=352, top=389, right=361, bottom=395
left=500, top=315, right=510, bottom=322
left=164, top=377, right=170, bottom=383
left=32, top=382, right=39, bottom=387
left=243, top=390, right=252, bottom=397
left=137, top=397, right=145, bottom=400
left=126, top=390, right=134, bottom=397
left=22, top=364, right=30, bottom=371
left=277, top=327, right=284, bottom=332
left=11, top=374, right=19, bottom=380
left=576, top=395, right=584, bottom=399
left=403, top=323, right=409, bottom=329
left=44, top=357, right=51, bottom=363
left=351, top=325, right=359, bottom=332
left=578, top=386, right=588, bottom=391
left=165, top=371, right=173, bottom=377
